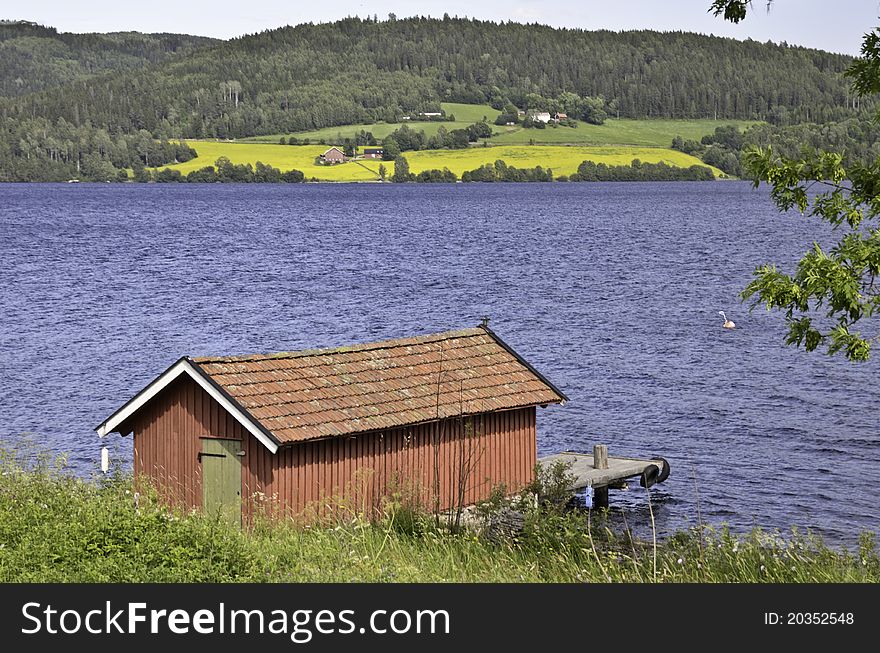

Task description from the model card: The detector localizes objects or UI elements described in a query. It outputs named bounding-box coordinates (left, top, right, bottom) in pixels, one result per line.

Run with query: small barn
left=96, top=325, right=567, bottom=524
left=320, top=147, right=346, bottom=164
left=362, top=147, right=384, bottom=159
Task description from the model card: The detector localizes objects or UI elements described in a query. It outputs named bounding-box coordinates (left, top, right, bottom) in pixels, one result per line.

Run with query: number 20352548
left=764, top=612, right=854, bottom=625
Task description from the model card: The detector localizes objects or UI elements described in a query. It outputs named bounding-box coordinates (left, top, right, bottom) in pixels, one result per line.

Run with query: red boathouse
left=96, top=324, right=567, bottom=523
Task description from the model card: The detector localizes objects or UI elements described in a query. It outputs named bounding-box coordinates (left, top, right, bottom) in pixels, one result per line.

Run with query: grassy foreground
left=1, top=450, right=876, bottom=583
left=155, top=142, right=720, bottom=181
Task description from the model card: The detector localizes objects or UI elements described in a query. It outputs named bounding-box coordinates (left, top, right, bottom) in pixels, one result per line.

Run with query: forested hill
left=0, top=16, right=868, bottom=140
left=0, top=20, right=218, bottom=97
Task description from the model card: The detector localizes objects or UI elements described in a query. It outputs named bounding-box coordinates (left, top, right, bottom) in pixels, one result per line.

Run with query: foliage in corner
left=740, top=148, right=880, bottom=360
left=709, top=0, right=751, bottom=24
left=712, top=0, right=880, bottom=361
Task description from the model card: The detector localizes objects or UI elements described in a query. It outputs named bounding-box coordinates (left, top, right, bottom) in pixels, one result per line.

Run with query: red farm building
left=96, top=324, right=567, bottom=524
left=320, top=147, right=346, bottom=164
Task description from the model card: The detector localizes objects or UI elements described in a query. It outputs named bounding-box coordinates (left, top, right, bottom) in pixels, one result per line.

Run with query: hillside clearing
left=441, top=102, right=501, bottom=123
left=242, top=122, right=472, bottom=144
left=241, top=102, right=501, bottom=144
left=240, top=102, right=757, bottom=151
left=490, top=118, right=760, bottom=147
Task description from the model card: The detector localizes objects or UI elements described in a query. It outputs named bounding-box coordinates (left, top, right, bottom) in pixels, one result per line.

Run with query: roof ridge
left=192, top=327, right=486, bottom=364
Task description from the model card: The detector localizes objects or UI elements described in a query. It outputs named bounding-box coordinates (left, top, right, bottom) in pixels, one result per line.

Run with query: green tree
left=280, top=168, right=305, bottom=183
left=131, top=159, right=151, bottom=183
left=391, top=155, right=411, bottom=182
left=382, top=137, right=400, bottom=161
left=713, top=1, right=880, bottom=360
left=378, top=163, right=387, bottom=180
left=579, top=96, right=608, bottom=125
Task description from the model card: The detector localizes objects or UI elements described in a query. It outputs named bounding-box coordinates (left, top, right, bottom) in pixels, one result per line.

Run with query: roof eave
left=95, top=357, right=280, bottom=454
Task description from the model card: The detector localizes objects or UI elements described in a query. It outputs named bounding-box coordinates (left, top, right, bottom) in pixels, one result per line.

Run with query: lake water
left=1, top=182, right=877, bottom=544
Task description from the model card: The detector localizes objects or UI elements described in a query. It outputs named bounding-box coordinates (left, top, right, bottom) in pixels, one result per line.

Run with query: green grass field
left=242, top=102, right=502, bottom=144
left=490, top=118, right=759, bottom=146
left=154, top=142, right=720, bottom=181
left=440, top=102, right=500, bottom=123
left=240, top=101, right=756, bottom=151
left=242, top=122, right=467, bottom=144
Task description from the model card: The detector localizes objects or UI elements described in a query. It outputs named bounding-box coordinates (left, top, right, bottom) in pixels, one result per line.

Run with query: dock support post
left=593, top=444, right=609, bottom=508
left=593, top=444, right=608, bottom=470
left=594, top=486, right=609, bottom=509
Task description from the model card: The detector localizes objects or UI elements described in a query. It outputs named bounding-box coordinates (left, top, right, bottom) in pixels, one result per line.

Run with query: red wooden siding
left=241, top=405, right=537, bottom=518
left=124, top=375, right=537, bottom=520
left=125, top=375, right=247, bottom=508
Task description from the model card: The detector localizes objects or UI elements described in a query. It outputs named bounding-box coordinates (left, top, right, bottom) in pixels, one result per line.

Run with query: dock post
left=593, top=444, right=608, bottom=470
left=593, top=444, right=609, bottom=508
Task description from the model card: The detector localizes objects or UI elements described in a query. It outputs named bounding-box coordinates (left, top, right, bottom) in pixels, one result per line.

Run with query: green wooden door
left=201, top=438, right=242, bottom=526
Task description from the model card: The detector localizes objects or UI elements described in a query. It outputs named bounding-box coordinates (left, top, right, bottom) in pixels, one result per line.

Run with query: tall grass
left=0, top=448, right=876, bottom=583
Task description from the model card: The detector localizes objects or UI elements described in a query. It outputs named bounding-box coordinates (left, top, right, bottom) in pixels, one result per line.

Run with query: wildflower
left=760, top=565, right=766, bottom=572
left=677, top=558, right=684, bottom=565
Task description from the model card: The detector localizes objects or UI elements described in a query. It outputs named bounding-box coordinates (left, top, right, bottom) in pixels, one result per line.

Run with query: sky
left=6, top=0, right=880, bottom=55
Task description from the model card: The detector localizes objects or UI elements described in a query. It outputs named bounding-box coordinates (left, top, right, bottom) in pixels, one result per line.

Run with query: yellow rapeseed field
left=153, top=141, right=720, bottom=181
left=405, top=146, right=719, bottom=176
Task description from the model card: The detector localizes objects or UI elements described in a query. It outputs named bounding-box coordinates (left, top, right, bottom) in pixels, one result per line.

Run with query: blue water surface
left=1, top=182, right=877, bottom=543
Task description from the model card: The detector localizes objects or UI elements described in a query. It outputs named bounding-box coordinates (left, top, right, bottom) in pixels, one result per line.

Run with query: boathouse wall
left=123, top=375, right=537, bottom=520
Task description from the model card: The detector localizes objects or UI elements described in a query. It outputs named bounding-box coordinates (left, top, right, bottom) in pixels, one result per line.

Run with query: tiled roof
left=192, top=327, right=565, bottom=444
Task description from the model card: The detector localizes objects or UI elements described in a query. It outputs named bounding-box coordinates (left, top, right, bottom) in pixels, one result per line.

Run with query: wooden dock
left=538, top=445, right=670, bottom=508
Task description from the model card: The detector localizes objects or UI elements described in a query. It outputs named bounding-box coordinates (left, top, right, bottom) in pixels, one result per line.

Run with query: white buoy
left=101, top=447, right=110, bottom=473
